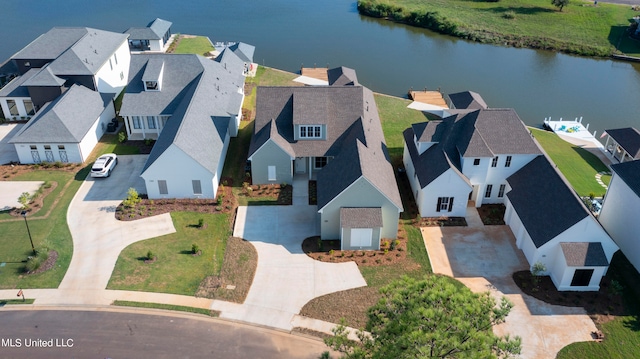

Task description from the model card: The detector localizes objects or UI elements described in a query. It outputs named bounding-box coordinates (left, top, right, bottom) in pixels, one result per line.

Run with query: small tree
left=197, top=218, right=204, bottom=228
left=123, top=188, right=141, bottom=208
left=326, top=275, right=521, bottom=358
left=192, top=243, right=200, bottom=254
left=531, top=261, right=547, bottom=289
left=18, top=192, right=32, bottom=210
left=118, top=131, right=127, bottom=143
left=146, top=250, right=155, bottom=261
left=551, top=0, right=569, bottom=11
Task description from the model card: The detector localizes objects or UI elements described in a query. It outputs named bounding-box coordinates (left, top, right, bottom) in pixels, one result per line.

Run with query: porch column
left=604, top=135, right=610, bottom=152
left=155, top=116, right=160, bottom=136
left=141, top=117, right=146, bottom=139
left=125, top=116, right=132, bottom=137
left=308, top=157, right=312, bottom=180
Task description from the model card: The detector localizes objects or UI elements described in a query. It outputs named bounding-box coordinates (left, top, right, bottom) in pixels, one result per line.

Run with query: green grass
left=95, top=134, right=140, bottom=156
left=112, top=300, right=219, bottom=317
left=107, top=212, right=230, bottom=296
left=174, top=36, right=215, bottom=55
left=257, top=67, right=300, bottom=87
left=617, top=35, right=640, bottom=57
left=0, top=298, right=35, bottom=305
left=375, top=94, right=431, bottom=164
left=358, top=0, right=637, bottom=56
left=530, top=127, right=609, bottom=197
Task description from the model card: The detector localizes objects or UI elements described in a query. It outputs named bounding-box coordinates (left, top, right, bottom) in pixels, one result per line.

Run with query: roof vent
left=94, top=49, right=98, bottom=54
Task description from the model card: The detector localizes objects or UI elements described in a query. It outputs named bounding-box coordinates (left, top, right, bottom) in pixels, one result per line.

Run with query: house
left=403, top=104, right=541, bottom=217
left=599, top=160, right=640, bottom=273
left=125, top=18, right=173, bottom=52
left=505, top=155, right=618, bottom=291
left=602, top=127, right=640, bottom=163
left=119, top=44, right=253, bottom=199
left=9, top=84, right=115, bottom=163
left=0, top=27, right=130, bottom=120
left=248, top=67, right=403, bottom=249
left=404, top=92, right=618, bottom=290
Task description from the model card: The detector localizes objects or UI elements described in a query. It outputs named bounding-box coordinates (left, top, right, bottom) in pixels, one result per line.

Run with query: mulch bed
left=121, top=140, right=155, bottom=154
left=116, top=184, right=237, bottom=221
left=25, top=250, right=58, bottom=275
left=513, top=270, right=625, bottom=325
left=239, top=183, right=292, bottom=205
left=308, top=181, right=317, bottom=205
left=302, top=225, right=409, bottom=267
left=4, top=181, right=58, bottom=217
left=414, top=216, right=467, bottom=227
left=477, top=204, right=506, bottom=225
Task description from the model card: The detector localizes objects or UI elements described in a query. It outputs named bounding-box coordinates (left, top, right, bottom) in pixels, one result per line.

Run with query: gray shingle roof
left=0, top=68, right=39, bottom=97
left=12, top=28, right=88, bottom=60
left=605, top=127, right=640, bottom=159
left=448, top=91, right=488, bottom=110
left=228, top=42, right=255, bottom=63
left=22, top=65, right=66, bottom=87
left=506, top=155, right=588, bottom=248
left=560, top=242, right=609, bottom=267
left=125, top=18, right=172, bottom=41
left=610, top=160, right=640, bottom=198
left=142, top=58, right=164, bottom=82
left=327, top=66, right=358, bottom=86
left=9, top=84, right=111, bottom=143
left=249, top=119, right=295, bottom=160
left=340, top=207, right=383, bottom=228
left=135, top=53, right=247, bottom=174
left=149, top=18, right=172, bottom=39
left=413, top=120, right=446, bottom=143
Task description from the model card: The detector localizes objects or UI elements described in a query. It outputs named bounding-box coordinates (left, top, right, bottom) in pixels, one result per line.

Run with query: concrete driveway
left=0, top=123, right=22, bottom=164
left=422, top=221, right=598, bottom=359
left=0, top=181, right=44, bottom=211
left=56, top=155, right=175, bottom=298
left=229, top=204, right=367, bottom=330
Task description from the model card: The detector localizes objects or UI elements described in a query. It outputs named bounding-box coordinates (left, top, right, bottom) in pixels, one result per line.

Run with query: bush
left=144, top=138, right=154, bottom=146
left=146, top=250, right=155, bottom=261
left=197, top=218, right=204, bottom=228
left=18, top=192, right=32, bottom=210
left=123, top=188, right=141, bottom=208
left=25, top=256, right=42, bottom=272
left=502, top=10, right=516, bottom=19
left=192, top=243, right=200, bottom=254
left=118, top=131, right=127, bottom=143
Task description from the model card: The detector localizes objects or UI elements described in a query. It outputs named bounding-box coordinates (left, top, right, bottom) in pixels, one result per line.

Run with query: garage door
left=351, top=228, right=372, bottom=247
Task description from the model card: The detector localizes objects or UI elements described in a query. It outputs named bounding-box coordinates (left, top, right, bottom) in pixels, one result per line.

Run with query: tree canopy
left=325, top=275, right=521, bottom=359
left=552, top=0, right=569, bottom=11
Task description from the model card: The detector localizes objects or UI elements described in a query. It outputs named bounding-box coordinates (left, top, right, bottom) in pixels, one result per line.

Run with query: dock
left=408, top=89, right=448, bottom=108
left=300, top=67, right=328, bottom=82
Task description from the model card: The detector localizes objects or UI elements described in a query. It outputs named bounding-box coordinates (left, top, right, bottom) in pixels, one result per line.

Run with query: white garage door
left=351, top=228, right=372, bottom=247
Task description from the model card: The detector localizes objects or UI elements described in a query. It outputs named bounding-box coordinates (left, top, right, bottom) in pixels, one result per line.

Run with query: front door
left=295, top=157, right=306, bottom=173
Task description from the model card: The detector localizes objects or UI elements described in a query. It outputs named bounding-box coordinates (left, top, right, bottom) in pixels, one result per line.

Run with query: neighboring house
left=0, top=27, right=130, bottom=120
left=403, top=101, right=541, bottom=217
left=248, top=67, right=403, bottom=249
left=119, top=44, right=253, bottom=199
left=9, top=84, right=115, bottom=164
left=404, top=92, right=618, bottom=291
left=599, top=160, right=640, bottom=273
left=125, top=18, right=173, bottom=52
left=505, top=155, right=618, bottom=291
left=602, top=127, right=640, bottom=163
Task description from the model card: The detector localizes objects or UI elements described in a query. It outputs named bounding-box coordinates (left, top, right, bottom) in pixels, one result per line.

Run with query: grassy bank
left=358, top=0, right=638, bottom=57
left=112, top=300, right=219, bottom=317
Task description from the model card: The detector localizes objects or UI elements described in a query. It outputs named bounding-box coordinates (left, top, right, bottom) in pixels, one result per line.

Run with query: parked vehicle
left=91, top=153, right=118, bottom=178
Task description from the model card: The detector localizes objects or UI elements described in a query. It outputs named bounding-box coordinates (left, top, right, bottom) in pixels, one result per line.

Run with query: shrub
left=43, top=181, right=52, bottom=189
left=502, top=10, right=515, bottom=19
left=215, top=206, right=222, bottom=211
left=192, top=243, right=200, bottom=254
left=18, top=192, right=32, bottom=210
left=53, top=161, right=64, bottom=168
left=123, top=188, right=141, bottom=208
left=329, top=249, right=335, bottom=256
left=118, top=131, right=127, bottom=143
left=197, top=218, right=204, bottom=228
left=25, top=256, right=42, bottom=272
left=146, top=250, right=155, bottom=261
left=144, top=138, right=154, bottom=146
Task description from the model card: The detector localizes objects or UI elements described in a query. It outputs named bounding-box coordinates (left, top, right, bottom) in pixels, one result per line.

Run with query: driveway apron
left=231, top=204, right=367, bottom=330
left=58, top=155, right=176, bottom=294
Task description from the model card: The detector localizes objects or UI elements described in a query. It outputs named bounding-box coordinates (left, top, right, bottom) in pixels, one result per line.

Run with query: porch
left=293, top=156, right=326, bottom=180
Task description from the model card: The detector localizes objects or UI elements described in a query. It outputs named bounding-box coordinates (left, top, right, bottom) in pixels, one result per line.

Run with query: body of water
left=1, top=0, right=639, bottom=137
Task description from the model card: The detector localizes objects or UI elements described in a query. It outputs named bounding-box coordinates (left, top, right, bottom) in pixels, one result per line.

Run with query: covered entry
left=340, top=207, right=383, bottom=250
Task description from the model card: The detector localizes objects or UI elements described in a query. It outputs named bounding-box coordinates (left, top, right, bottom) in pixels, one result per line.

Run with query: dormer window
left=145, top=81, right=158, bottom=90
left=300, top=125, right=321, bottom=139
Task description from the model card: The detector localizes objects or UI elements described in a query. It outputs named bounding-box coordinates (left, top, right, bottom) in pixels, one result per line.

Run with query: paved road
left=0, top=309, right=332, bottom=358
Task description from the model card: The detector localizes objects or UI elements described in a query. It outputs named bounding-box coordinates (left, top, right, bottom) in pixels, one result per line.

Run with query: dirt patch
left=414, top=216, right=467, bottom=227
left=26, top=250, right=58, bottom=275
left=292, top=327, right=333, bottom=340
left=302, top=235, right=407, bottom=267
left=513, top=270, right=625, bottom=325
left=0, top=162, right=81, bottom=180
left=195, top=237, right=258, bottom=303
left=238, top=183, right=292, bottom=205
left=477, top=204, right=506, bottom=225
left=116, top=185, right=237, bottom=221
left=300, top=286, right=379, bottom=330
left=4, top=181, right=58, bottom=217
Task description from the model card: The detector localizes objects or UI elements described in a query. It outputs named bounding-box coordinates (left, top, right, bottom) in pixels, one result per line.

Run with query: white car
left=91, top=153, right=118, bottom=178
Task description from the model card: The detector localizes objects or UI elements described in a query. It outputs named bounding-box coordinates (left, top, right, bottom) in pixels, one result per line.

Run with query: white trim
left=247, top=138, right=295, bottom=161
left=318, top=176, right=402, bottom=213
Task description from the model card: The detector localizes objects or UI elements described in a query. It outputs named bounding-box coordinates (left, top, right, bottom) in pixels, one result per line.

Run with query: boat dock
left=300, top=67, right=328, bottom=82
left=408, top=88, right=448, bottom=108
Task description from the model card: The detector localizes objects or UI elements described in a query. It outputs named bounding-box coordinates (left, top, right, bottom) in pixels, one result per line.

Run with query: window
left=498, top=184, right=506, bottom=198
left=44, top=145, right=51, bottom=150
left=145, top=81, right=158, bottom=90
left=491, top=156, right=499, bottom=167
left=58, top=145, right=65, bottom=150
left=158, top=180, right=168, bottom=195
left=485, top=185, right=493, bottom=198
left=473, top=158, right=480, bottom=166
left=120, top=71, right=124, bottom=80
left=109, top=59, right=113, bottom=71
left=436, top=197, right=454, bottom=212
left=7, top=100, right=18, bottom=116
left=132, top=116, right=141, bottom=129
left=192, top=180, right=202, bottom=195
left=24, top=100, right=35, bottom=115
left=268, top=166, right=276, bottom=181
left=114, top=53, right=118, bottom=65
left=314, top=157, right=328, bottom=169
left=505, top=156, right=512, bottom=168
left=147, top=116, right=156, bottom=129
left=30, top=145, right=37, bottom=150
left=299, top=125, right=322, bottom=139
left=571, top=269, right=594, bottom=287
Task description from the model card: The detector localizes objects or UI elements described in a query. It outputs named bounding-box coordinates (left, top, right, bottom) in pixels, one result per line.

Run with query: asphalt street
left=0, top=310, right=333, bottom=358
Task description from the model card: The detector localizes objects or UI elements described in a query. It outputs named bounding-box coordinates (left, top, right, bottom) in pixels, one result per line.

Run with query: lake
left=1, top=0, right=639, bottom=137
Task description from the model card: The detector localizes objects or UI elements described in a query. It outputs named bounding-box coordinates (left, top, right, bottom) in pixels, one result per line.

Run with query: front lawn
left=107, top=212, right=230, bottom=296
left=173, top=36, right=214, bottom=56
left=530, top=127, right=609, bottom=197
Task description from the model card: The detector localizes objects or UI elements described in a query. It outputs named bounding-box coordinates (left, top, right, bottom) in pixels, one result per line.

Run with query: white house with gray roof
left=125, top=18, right=173, bottom=52
left=1, top=26, right=129, bottom=120
left=248, top=68, right=403, bottom=249
left=599, top=160, right=640, bottom=273
left=119, top=44, right=252, bottom=199
left=404, top=92, right=618, bottom=291
left=9, top=84, right=115, bottom=164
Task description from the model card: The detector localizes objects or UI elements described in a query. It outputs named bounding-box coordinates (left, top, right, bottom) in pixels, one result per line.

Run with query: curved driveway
left=59, top=155, right=176, bottom=294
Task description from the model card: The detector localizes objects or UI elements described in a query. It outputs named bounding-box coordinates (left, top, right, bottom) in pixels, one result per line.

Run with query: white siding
left=14, top=143, right=83, bottom=164
left=1, top=97, right=31, bottom=120
left=93, top=40, right=131, bottom=96
left=419, top=169, right=471, bottom=217
left=599, top=172, right=640, bottom=273
left=78, top=101, right=116, bottom=162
